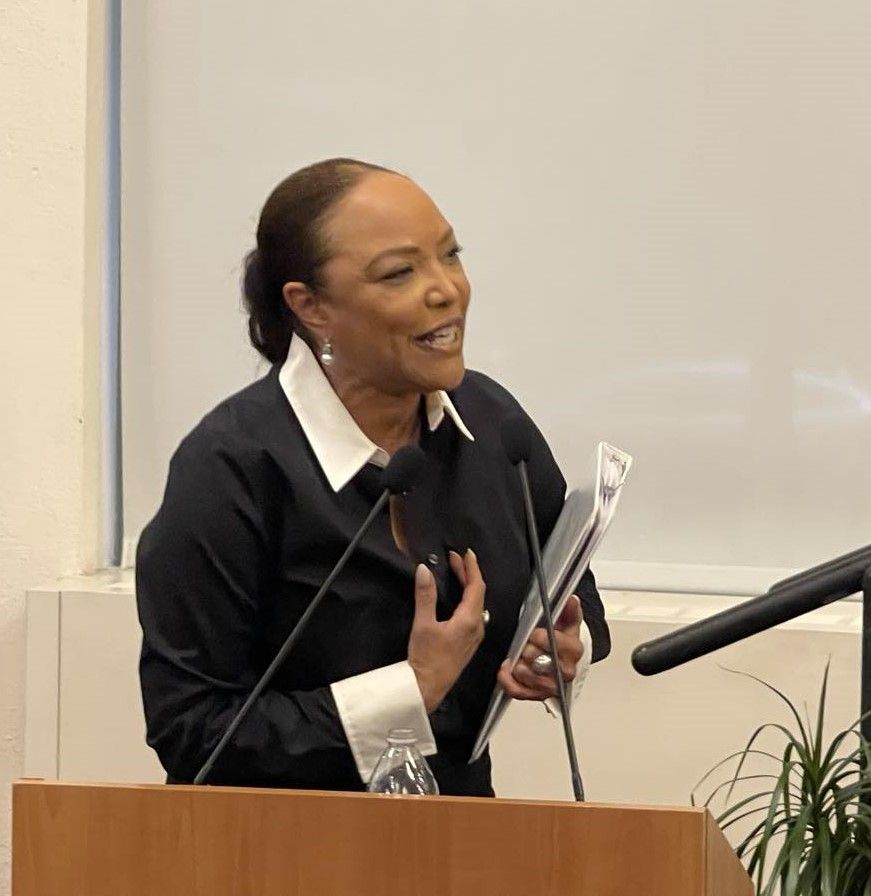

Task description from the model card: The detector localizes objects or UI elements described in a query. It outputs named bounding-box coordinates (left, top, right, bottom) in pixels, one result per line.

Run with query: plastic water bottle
left=367, top=728, right=439, bottom=795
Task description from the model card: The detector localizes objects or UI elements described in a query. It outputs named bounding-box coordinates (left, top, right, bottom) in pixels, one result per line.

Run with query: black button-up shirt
left=136, top=365, right=609, bottom=796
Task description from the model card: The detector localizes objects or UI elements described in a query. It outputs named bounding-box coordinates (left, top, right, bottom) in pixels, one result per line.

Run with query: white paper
left=470, top=442, right=633, bottom=762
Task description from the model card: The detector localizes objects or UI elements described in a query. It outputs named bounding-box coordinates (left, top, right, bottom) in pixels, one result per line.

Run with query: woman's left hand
left=497, top=595, right=584, bottom=700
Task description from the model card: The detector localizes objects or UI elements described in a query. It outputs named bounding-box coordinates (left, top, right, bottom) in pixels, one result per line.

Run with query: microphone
left=500, top=414, right=585, bottom=802
left=193, top=444, right=426, bottom=785
left=631, top=543, right=871, bottom=676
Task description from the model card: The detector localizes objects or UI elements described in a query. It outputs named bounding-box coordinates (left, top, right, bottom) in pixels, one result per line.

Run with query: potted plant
left=692, top=665, right=871, bottom=896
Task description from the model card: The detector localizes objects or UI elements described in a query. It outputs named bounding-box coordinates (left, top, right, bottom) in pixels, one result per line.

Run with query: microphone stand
left=631, top=545, right=871, bottom=744
left=518, top=463, right=585, bottom=802
left=194, top=491, right=391, bottom=784
left=192, top=444, right=425, bottom=786
left=862, top=568, right=871, bottom=745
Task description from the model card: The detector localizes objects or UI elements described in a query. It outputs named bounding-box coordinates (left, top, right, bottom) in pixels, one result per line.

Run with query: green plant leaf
left=713, top=721, right=813, bottom=806
left=707, top=663, right=871, bottom=896
left=705, top=773, right=803, bottom=810
left=692, top=748, right=786, bottom=804
left=811, top=660, right=831, bottom=774
left=820, top=722, right=861, bottom=773
left=718, top=790, right=789, bottom=830
left=754, top=764, right=792, bottom=892
left=718, top=665, right=813, bottom=755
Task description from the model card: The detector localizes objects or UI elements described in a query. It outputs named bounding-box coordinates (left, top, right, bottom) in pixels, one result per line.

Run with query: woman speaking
left=135, top=158, right=609, bottom=797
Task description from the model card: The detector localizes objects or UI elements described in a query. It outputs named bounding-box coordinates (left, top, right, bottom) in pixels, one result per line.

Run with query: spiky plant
left=692, top=665, right=871, bottom=896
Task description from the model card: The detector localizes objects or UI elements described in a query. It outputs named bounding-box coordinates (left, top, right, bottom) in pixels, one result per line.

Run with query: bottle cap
left=386, top=727, right=417, bottom=746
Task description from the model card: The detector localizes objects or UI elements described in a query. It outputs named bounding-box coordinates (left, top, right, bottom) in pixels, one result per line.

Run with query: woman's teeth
left=419, top=324, right=460, bottom=348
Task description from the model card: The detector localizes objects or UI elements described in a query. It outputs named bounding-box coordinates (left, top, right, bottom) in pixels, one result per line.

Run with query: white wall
left=0, top=1, right=108, bottom=893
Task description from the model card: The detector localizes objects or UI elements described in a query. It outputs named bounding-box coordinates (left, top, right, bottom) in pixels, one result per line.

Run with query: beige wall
left=0, top=1, right=107, bottom=892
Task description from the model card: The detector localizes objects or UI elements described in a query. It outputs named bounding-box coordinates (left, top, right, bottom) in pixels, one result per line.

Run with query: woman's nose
left=423, top=264, right=461, bottom=308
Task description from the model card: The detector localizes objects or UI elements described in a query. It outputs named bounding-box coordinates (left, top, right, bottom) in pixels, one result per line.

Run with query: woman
left=136, top=158, right=609, bottom=797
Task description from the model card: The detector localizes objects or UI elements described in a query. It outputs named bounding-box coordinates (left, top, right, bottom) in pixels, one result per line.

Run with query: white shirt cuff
left=544, top=620, right=593, bottom=716
left=331, top=661, right=437, bottom=784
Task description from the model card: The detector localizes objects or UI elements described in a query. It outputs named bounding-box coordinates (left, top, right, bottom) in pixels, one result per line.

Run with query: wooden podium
left=12, top=780, right=752, bottom=895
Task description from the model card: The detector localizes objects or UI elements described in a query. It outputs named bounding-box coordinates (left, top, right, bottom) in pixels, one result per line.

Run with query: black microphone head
left=630, top=644, right=666, bottom=676
left=500, top=413, right=533, bottom=465
left=382, top=445, right=426, bottom=495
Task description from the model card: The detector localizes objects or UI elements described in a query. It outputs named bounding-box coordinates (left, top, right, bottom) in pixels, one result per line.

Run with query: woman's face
left=308, top=171, right=471, bottom=396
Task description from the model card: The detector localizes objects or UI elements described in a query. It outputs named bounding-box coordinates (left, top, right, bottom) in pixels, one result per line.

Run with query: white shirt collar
left=278, top=334, right=475, bottom=493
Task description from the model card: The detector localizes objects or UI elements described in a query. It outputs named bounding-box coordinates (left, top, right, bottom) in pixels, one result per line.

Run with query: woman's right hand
left=407, top=549, right=487, bottom=714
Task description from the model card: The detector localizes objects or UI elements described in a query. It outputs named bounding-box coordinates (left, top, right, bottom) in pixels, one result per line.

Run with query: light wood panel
left=12, top=781, right=751, bottom=896
left=706, top=810, right=754, bottom=896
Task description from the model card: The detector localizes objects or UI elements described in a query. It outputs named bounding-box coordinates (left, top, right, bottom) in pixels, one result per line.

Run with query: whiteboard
left=121, top=1, right=871, bottom=591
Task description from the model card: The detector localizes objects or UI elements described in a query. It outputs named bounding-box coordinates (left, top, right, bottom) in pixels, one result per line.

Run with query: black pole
left=633, top=546, right=871, bottom=677
left=193, top=490, right=391, bottom=784
left=518, top=463, right=585, bottom=802
left=862, top=567, right=871, bottom=746
left=630, top=550, right=871, bottom=815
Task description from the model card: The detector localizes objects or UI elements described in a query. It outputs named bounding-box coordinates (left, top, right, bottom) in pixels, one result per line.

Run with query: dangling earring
left=319, top=337, right=334, bottom=367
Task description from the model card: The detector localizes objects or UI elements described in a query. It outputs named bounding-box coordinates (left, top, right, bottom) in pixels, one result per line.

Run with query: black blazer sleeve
left=135, top=427, right=358, bottom=786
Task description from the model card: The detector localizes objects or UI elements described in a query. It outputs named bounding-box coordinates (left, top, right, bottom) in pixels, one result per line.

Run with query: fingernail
left=415, top=563, right=431, bottom=587
left=466, top=548, right=477, bottom=561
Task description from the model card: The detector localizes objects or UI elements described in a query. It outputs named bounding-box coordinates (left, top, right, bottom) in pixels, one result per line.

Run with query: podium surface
left=12, top=780, right=751, bottom=896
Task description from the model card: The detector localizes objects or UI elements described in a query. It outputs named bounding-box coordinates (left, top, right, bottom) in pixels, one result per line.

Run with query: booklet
left=469, top=441, right=633, bottom=763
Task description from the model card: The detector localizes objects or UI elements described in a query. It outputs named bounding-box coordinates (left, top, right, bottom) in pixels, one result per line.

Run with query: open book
left=469, top=442, right=633, bottom=762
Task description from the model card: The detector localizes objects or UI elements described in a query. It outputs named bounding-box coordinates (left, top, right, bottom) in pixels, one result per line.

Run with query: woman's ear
left=282, top=281, right=328, bottom=335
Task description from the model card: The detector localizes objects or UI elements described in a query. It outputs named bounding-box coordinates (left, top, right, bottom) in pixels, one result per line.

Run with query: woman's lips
left=414, top=316, right=464, bottom=348
left=414, top=322, right=462, bottom=351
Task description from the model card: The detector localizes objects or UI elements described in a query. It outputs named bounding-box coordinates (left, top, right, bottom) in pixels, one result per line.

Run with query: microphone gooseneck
left=631, top=544, right=871, bottom=676
left=500, top=416, right=586, bottom=802
left=193, top=446, right=426, bottom=785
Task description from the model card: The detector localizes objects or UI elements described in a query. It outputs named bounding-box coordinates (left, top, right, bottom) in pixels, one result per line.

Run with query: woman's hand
left=408, top=549, right=486, bottom=713
left=496, top=595, right=584, bottom=701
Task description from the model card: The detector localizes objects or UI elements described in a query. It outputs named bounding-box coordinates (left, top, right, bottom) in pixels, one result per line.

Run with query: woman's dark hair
left=242, top=157, right=394, bottom=364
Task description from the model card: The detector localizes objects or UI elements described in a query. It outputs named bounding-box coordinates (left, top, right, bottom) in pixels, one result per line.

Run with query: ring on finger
left=531, top=653, right=554, bottom=676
